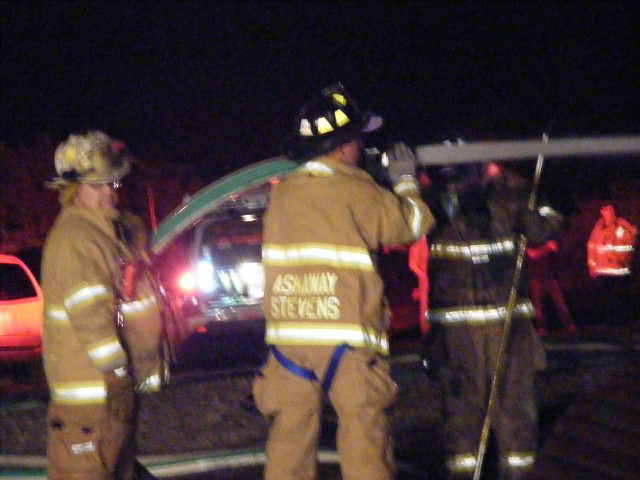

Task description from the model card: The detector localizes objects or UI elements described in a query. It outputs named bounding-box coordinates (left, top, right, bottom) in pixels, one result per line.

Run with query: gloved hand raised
left=385, top=142, right=417, bottom=185
left=514, top=207, right=553, bottom=247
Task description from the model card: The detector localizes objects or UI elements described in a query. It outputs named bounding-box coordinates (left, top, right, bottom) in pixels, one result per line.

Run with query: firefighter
left=421, top=160, right=553, bottom=480
left=41, top=130, right=163, bottom=480
left=252, top=83, right=435, bottom=480
left=587, top=201, right=638, bottom=323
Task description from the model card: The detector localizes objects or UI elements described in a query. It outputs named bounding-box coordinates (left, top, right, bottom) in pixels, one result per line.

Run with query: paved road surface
left=1, top=321, right=639, bottom=479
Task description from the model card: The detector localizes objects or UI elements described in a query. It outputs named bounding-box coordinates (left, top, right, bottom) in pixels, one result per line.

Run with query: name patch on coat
left=270, top=273, right=340, bottom=320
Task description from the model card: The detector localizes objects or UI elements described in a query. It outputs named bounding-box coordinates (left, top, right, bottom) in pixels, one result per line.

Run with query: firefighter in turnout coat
left=422, top=162, right=553, bottom=480
left=252, top=83, right=435, bottom=480
left=42, top=131, right=163, bottom=480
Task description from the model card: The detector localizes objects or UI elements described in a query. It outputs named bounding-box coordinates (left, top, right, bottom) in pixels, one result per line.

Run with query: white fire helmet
left=49, top=130, right=131, bottom=187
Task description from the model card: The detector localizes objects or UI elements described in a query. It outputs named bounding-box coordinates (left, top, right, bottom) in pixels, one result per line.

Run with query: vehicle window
left=191, top=211, right=266, bottom=301
left=0, top=263, right=37, bottom=300
left=200, top=214, right=264, bottom=266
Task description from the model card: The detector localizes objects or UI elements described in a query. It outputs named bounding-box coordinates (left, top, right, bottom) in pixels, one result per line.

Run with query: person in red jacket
left=587, top=201, right=638, bottom=323
left=526, top=238, right=576, bottom=337
left=587, top=202, right=637, bottom=278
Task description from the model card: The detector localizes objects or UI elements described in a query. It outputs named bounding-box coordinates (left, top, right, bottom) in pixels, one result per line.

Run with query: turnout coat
left=42, top=206, right=162, bottom=406
left=262, top=156, right=435, bottom=355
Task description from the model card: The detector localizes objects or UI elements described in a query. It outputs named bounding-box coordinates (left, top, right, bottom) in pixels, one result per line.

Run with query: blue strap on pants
left=270, top=344, right=353, bottom=392
left=270, top=345, right=318, bottom=382
left=321, top=343, right=352, bottom=391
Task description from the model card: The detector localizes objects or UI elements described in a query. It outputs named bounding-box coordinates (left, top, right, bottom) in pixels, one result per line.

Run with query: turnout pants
left=252, top=344, right=398, bottom=480
left=428, top=320, right=544, bottom=480
left=46, top=376, right=136, bottom=480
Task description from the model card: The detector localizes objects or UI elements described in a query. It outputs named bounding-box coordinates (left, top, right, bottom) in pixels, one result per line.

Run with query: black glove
left=386, top=142, right=417, bottom=184
left=514, top=207, right=552, bottom=247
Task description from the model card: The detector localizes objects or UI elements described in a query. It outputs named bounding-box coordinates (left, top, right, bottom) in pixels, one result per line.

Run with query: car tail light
left=178, top=272, right=197, bottom=292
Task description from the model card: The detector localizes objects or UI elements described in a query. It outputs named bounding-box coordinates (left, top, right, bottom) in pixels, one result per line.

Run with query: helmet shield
left=284, top=83, right=383, bottom=161
left=49, top=130, right=131, bottom=188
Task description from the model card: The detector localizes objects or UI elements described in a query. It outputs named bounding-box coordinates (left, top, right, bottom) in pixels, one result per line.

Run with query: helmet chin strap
left=58, top=184, right=79, bottom=206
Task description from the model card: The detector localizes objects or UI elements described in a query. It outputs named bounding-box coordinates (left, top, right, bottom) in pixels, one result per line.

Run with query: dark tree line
left=0, top=135, right=205, bottom=254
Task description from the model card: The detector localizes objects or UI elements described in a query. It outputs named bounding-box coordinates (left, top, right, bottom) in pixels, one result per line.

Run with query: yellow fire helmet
left=48, top=130, right=131, bottom=188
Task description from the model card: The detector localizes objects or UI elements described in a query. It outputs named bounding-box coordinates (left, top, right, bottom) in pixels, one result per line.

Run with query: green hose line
left=0, top=448, right=339, bottom=479
left=0, top=448, right=422, bottom=478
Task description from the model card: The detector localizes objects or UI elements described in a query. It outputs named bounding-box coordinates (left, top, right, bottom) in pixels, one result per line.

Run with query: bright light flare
left=486, top=162, right=502, bottom=179
left=178, top=272, right=197, bottom=292
left=238, top=262, right=265, bottom=299
left=196, top=260, right=217, bottom=293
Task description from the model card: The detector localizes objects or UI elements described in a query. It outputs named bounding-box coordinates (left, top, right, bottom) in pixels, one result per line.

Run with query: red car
left=0, top=254, right=43, bottom=363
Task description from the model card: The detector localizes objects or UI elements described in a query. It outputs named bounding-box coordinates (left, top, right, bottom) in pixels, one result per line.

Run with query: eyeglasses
left=89, top=180, right=122, bottom=190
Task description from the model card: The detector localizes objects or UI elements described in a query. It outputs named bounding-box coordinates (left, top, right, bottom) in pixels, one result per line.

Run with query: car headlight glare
left=196, top=260, right=217, bottom=293
left=238, top=262, right=265, bottom=299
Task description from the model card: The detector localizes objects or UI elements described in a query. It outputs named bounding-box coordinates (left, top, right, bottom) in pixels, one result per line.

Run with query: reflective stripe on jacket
left=429, top=299, right=534, bottom=325
left=262, top=156, right=434, bottom=354
left=587, top=218, right=637, bottom=277
left=428, top=233, right=525, bottom=311
left=447, top=451, right=536, bottom=474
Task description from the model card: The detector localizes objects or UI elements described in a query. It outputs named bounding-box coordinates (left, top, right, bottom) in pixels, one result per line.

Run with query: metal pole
left=415, top=134, right=640, bottom=165
left=472, top=134, right=548, bottom=480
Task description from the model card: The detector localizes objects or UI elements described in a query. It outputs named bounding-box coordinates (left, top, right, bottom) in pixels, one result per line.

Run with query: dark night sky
left=2, top=1, right=640, bottom=181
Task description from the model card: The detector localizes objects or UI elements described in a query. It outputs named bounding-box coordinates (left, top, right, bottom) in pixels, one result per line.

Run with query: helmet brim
left=47, top=160, right=131, bottom=189
left=80, top=160, right=131, bottom=185
left=284, top=111, right=383, bottom=162
left=362, top=113, right=384, bottom=132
